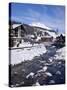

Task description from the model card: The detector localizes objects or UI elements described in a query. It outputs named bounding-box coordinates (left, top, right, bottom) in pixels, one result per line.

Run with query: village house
left=9, top=23, right=57, bottom=47
left=33, top=26, right=57, bottom=42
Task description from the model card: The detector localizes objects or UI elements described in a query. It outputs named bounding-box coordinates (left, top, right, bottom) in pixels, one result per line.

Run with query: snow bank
left=11, top=44, right=47, bottom=65
left=19, top=41, right=32, bottom=47
left=13, top=40, right=39, bottom=49
left=34, top=81, right=40, bottom=86
left=54, top=47, right=65, bottom=60
left=45, top=72, right=52, bottom=77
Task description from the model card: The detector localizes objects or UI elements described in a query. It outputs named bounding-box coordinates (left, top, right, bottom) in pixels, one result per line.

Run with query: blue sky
left=10, top=3, right=65, bottom=33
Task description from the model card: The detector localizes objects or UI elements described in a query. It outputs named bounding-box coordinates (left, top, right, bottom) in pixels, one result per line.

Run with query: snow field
left=11, top=44, right=47, bottom=65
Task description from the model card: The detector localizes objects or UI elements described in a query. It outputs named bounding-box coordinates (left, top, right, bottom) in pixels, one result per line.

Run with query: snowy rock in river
left=43, top=66, right=48, bottom=71
left=45, top=72, right=52, bottom=77
left=49, top=58, right=53, bottom=62
left=26, top=72, right=34, bottom=79
left=37, top=66, right=47, bottom=73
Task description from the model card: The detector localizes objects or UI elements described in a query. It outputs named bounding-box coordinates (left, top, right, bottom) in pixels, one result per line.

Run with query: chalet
left=33, top=26, right=57, bottom=38
left=9, top=23, right=57, bottom=47
left=9, top=23, right=35, bottom=47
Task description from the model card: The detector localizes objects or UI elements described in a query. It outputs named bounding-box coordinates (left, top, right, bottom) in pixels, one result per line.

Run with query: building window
left=15, top=28, right=18, bottom=37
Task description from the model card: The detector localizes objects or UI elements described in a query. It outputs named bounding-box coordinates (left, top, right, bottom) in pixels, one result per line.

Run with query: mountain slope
left=30, top=22, right=52, bottom=30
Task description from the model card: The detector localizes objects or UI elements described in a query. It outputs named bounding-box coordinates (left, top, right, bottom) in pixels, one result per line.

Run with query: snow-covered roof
left=12, top=24, right=22, bottom=29
left=11, top=23, right=57, bottom=38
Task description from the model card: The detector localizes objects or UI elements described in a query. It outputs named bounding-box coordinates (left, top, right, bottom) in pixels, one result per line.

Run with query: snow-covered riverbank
left=10, top=45, right=65, bottom=87
left=10, top=43, right=47, bottom=65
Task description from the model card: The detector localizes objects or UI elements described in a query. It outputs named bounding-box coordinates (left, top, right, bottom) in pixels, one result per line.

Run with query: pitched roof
left=12, top=24, right=22, bottom=29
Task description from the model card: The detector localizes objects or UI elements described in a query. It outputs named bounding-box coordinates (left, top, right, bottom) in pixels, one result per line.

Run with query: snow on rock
left=26, top=72, right=34, bottom=79
left=37, top=66, right=47, bottom=73
left=58, top=62, right=62, bottom=65
left=37, top=69, right=44, bottom=73
left=43, top=66, right=48, bottom=71
left=45, top=72, right=52, bottom=77
left=49, top=58, right=53, bottom=62
left=11, top=44, right=47, bottom=65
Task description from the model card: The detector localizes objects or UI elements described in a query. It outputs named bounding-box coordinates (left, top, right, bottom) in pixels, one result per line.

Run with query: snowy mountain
left=29, top=22, right=57, bottom=38
left=30, top=22, right=52, bottom=30
left=30, top=22, right=57, bottom=38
